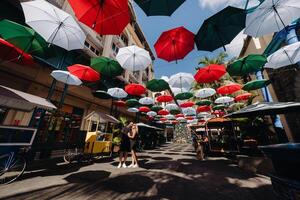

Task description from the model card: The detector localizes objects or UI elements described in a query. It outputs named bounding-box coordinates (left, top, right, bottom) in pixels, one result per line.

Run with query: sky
left=132, top=0, right=261, bottom=78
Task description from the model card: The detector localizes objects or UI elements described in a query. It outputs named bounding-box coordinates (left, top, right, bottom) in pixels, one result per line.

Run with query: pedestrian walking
left=117, top=122, right=133, bottom=168
left=128, top=123, right=139, bottom=168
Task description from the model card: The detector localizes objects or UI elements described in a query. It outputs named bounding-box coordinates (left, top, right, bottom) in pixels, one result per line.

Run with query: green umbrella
left=146, top=79, right=169, bottom=92
left=170, top=109, right=181, bottom=115
left=227, top=54, right=267, bottom=76
left=175, top=92, right=193, bottom=100
left=134, top=0, right=185, bottom=16
left=196, top=99, right=212, bottom=106
left=229, top=102, right=245, bottom=111
left=213, top=105, right=227, bottom=110
left=0, top=0, right=25, bottom=25
left=195, top=6, right=246, bottom=52
left=151, top=105, right=163, bottom=112
left=0, top=19, right=47, bottom=57
left=92, top=90, right=112, bottom=99
left=242, top=79, right=271, bottom=91
left=126, top=99, right=139, bottom=107
left=91, top=57, right=124, bottom=77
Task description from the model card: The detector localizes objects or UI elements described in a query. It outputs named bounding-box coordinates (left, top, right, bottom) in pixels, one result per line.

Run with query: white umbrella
left=116, top=45, right=152, bottom=72
left=107, top=88, right=128, bottom=99
left=177, top=117, right=187, bottom=123
left=165, top=103, right=179, bottom=111
left=50, top=70, right=82, bottom=86
left=244, top=0, right=300, bottom=37
left=194, top=88, right=216, bottom=98
left=147, top=111, right=157, bottom=117
left=182, top=107, right=196, bottom=116
left=188, top=119, right=198, bottom=125
left=265, top=41, right=300, bottom=69
left=161, top=76, right=169, bottom=82
left=170, top=87, right=188, bottom=95
left=168, top=73, right=194, bottom=89
left=166, top=114, right=175, bottom=120
left=139, top=97, right=154, bottom=105
left=21, top=0, right=86, bottom=50
left=127, top=107, right=139, bottom=113
left=215, top=96, right=234, bottom=104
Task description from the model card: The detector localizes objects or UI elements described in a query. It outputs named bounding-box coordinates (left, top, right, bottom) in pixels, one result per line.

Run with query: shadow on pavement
left=64, top=170, right=111, bottom=183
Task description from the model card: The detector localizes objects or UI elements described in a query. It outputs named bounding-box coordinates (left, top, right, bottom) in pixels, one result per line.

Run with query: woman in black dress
left=128, top=123, right=139, bottom=168
left=118, top=122, right=132, bottom=168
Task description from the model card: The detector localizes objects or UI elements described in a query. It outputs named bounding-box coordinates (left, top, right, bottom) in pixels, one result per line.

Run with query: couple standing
left=118, top=122, right=139, bottom=168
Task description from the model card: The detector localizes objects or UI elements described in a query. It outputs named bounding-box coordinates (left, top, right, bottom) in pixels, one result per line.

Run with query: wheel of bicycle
left=63, top=149, right=78, bottom=163
left=0, top=153, right=26, bottom=184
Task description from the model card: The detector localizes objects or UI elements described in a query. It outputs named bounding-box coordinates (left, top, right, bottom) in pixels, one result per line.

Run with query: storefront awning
left=84, top=111, right=120, bottom=123
left=0, top=85, right=57, bottom=111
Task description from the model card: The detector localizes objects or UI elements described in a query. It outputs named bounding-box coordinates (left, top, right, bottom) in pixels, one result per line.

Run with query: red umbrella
left=212, top=110, right=225, bottom=117
left=197, top=105, right=211, bottom=113
left=180, top=101, right=195, bottom=108
left=156, top=95, right=173, bottom=103
left=194, top=64, right=226, bottom=83
left=125, top=83, right=146, bottom=96
left=68, top=0, right=130, bottom=35
left=171, top=120, right=179, bottom=124
left=158, top=109, right=169, bottom=116
left=217, top=83, right=242, bottom=95
left=175, top=113, right=184, bottom=118
left=185, top=116, right=195, bottom=120
left=160, top=117, right=167, bottom=121
left=139, top=106, right=151, bottom=113
left=0, top=38, right=33, bottom=65
left=68, top=64, right=100, bottom=82
left=235, top=93, right=252, bottom=102
left=114, top=100, right=126, bottom=107
left=154, top=26, right=194, bottom=62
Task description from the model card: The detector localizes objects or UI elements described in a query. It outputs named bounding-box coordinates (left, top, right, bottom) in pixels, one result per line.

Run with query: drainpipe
left=286, top=27, right=300, bottom=68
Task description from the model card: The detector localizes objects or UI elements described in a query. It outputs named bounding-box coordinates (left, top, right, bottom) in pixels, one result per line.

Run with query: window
left=90, top=46, right=95, bottom=52
left=95, top=50, right=100, bottom=56
left=120, top=34, right=128, bottom=45
left=112, top=43, right=119, bottom=54
left=84, top=41, right=90, bottom=48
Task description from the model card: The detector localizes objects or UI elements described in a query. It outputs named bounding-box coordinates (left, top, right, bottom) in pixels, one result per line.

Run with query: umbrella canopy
left=196, top=99, right=212, bottom=106
left=127, top=107, right=139, bottom=113
left=92, top=90, right=111, bottom=99
left=242, top=79, right=271, bottom=91
left=146, top=79, right=169, bottom=92
left=166, top=114, right=176, bottom=120
left=134, top=0, right=185, bottom=16
left=265, top=41, right=300, bottom=69
left=0, top=38, right=33, bottom=65
left=170, top=109, right=181, bottom=115
left=151, top=105, right=163, bottom=112
left=175, top=92, right=193, bottom=100
left=114, top=100, right=126, bottom=107
left=107, top=87, right=128, bottom=99
left=139, top=97, right=154, bottom=105
left=154, top=26, right=194, bottom=62
left=169, top=72, right=194, bottom=89
left=51, top=70, right=82, bottom=86
left=91, top=57, right=124, bottom=77
left=147, top=111, right=157, bottom=117
left=182, top=107, right=196, bottom=116
left=125, top=83, right=146, bottom=96
left=126, top=99, right=139, bottom=107
left=194, top=64, right=226, bottom=83
left=0, top=20, right=47, bottom=57
left=165, top=103, right=179, bottom=111
left=0, top=0, right=25, bottom=25
left=244, top=0, right=300, bottom=37
left=139, top=106, right=151, bottom=113
left=195, top=6, right=246, bottom=52
left=180, top=101, right=195, bottom=108
left=21, top=0, right=86, bottom=50
left=227, top=54, right=267, bottom=76
left=194, top=88, right=216, bottom=98
left=235, top=93, right=252, bottom=102
left=176, top=114, right=184, bottom=118
left=217, top=83, right=242, bottom=95
left=215, top=96, right=234, bottom=104
left=177, top=117, right=187, bottom=123
left=213, top=105, right=227, bottom=110
left=68, top=0, right=129, bottom=35
left=158, top=109, right=169, bottom=116
left=197, top=105, right=211, bottom=113
left=170, top=87, right=188, bottom=95
left=116, top=45, right=152, bottom=72
left=156, top=95, right=173, bottom=103
left=67, top=64, right=100, bottom=82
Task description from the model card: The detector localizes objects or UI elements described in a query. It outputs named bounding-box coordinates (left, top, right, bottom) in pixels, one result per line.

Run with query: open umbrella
left=67, top=64, right=100, bottom=82
left=134, top=0, right=185, bottom=16
left=196, top=99, right=212, bottom=106
left=125, top=83, right=146, bottom=96
left=215, top=96, right=234, bottom=104
left=139, top=97, right=154, bottom=105
left=114, top=100, right=126, bottom=107
left=213, top=105, right=227, bottom=110
left=217, top=83, right=241, bottom=95
left=227, top=54, right=267, bottom=76
left=116, top=45, right=152, bottom=72
left=21, top=0, right=86, bottom=50
left=68, top=0, right=129, bottom=35
left=166, top=114, right=176, bottom=120
left=0, top=0, right=25, bottom=25
left=147, top=111, right=157, bottom=117
left=195, top=6, right=246, bottom=51
left=197, top=105, right=211, bottom=113
left=182, top=107, right=196, bottom=116
left=175, top=92, right=193, bottom=100
left=146, top=79, right=169, bottom=92
left=244, top=0, right=300, bottom=37
left=242, top=79, right=271, bottom=91
left=91, top=57, right=124, bottom=77
left=92, top=90, right=111, bottom=99
left=127, top=107, right=139, bottom=113
left=170, top=87, right=188, bottom=95
left=165, top=103, right=179, bottom=111
left=0, top=20, right=47, bottom=57
left=194, top=64, right=226, bottom=83
left=235, top=93, right=252, bottom=102
left=154, top=26, right=194, bottom=62
left=0, top=38, right=33, bottom=65
left=265, top=42, right=300, bottom=69
left=169, top=72, right=194, bottom=89
left=126, top=99, right=139, bottom=107
left=139, top=106, right=151, bottom=113
left=194, top=88, right=216, bottom=98
left=156, top=95, right=173, bottom=103
left=107, top=87, right=128, bottom=99
left=158, top=109, right=169, bottom=116
left=180, top=101, right=195, bottom=108
left=151, top=105, right=163, bottom=112
left=50, top=70, right=82, bottom=86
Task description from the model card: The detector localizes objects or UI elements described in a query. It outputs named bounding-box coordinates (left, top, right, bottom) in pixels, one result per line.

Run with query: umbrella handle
left=58, top=84, right=69, bottom=108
